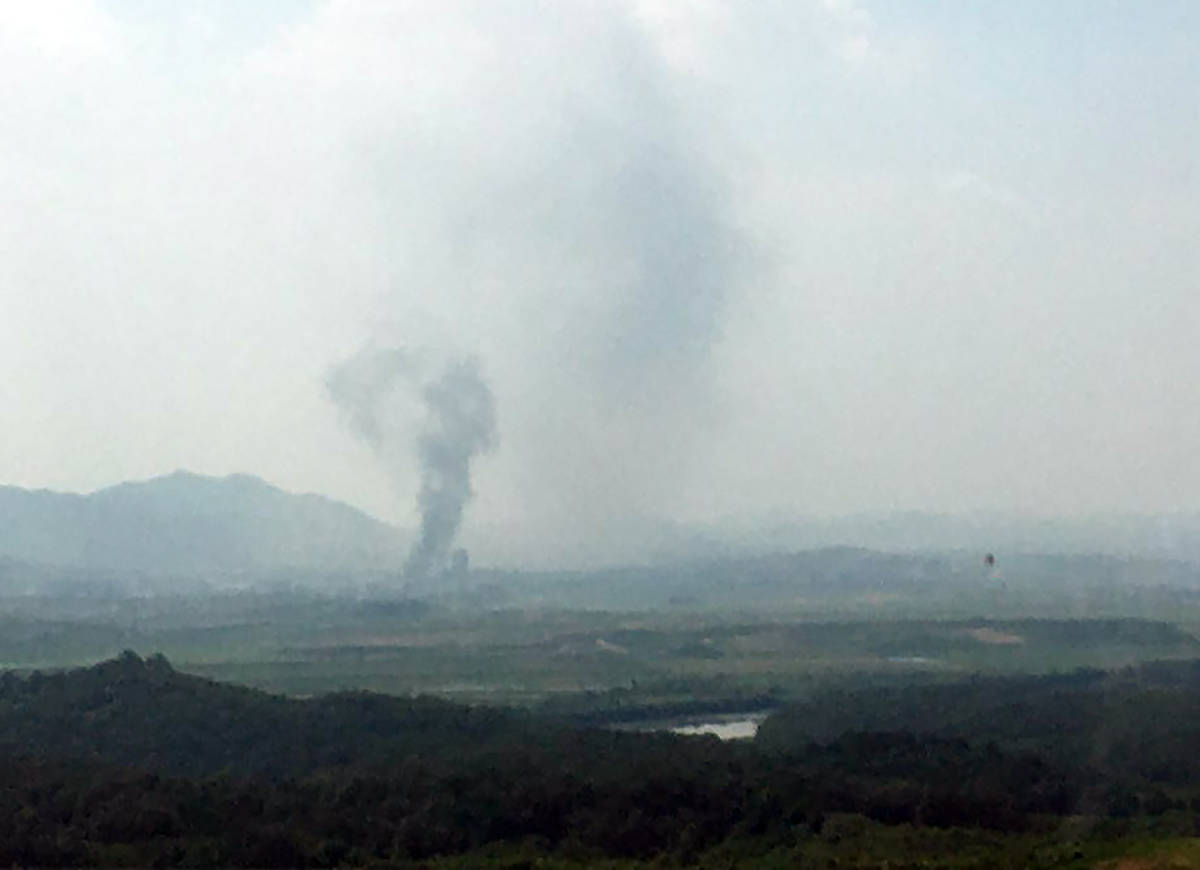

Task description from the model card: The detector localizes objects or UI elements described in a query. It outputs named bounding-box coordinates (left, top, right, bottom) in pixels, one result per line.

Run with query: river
left=612, top=710, right=772, bottom=741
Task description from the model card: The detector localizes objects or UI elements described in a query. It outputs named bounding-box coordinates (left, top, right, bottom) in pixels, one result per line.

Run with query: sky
left=2, top=1, right=1198, bottom=563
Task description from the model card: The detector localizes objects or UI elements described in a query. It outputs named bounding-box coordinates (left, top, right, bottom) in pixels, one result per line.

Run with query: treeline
left=758, top=661, right=1200, bottom=790
left=0, top=651, right=530, bottom=778
left=2, top=653, right=1200, bottom=865
left=0, top=732, right=1100, bottom=867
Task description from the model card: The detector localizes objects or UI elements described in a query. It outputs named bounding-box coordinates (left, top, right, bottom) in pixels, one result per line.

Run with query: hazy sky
left=3, top=1, right=1198, bottom=555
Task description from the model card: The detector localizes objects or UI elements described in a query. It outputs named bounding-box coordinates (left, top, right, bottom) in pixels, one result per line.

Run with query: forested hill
left=9, top=653, right=1200, bottom=794
left=0, top=471, right=406, bottom=578
left=7, top=654, right=1200, bottom=865
left=0, top=651, right=534, bottom=778
left=758, top=658, right=1200, bottom=788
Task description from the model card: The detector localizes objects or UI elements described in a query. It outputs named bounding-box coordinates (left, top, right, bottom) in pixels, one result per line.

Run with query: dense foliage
left=3, top=653, right=1200, bottom=866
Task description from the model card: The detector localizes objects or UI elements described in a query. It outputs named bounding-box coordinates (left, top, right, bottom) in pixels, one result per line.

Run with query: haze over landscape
left=7, top=471, right=1200, bottom=581
left=5, top=5, right=1200, bottom=866
left=4, top=1, right=1198, bottom=569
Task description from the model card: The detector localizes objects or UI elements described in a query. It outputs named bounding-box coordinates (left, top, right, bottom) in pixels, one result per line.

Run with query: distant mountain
left=0, top=471, right=407, bottom=582
left=476, top=545, right=1200, bottom=614
left=465, top=509, right=1200, bottom=572
left=675, top=510, right=1200, bottom=565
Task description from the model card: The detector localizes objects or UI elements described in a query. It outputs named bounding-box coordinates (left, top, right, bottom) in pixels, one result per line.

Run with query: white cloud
left=819, top=0, right=875, bottom=61
left=0, top=0, right=122, bottom=66
left=936, top=169, right=1048, bottom=227
left=626, top=0, right=730, bottom=73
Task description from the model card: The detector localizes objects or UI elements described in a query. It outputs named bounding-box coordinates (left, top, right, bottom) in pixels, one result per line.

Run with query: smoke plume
left=404, top=357, right=498, bottom=581
left=326, top=346, right=497, bottom=584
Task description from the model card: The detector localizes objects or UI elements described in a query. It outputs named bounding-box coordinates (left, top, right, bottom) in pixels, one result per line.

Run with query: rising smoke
left=326, top=346, right=497, bottom=584
left=323, top=4, right=752, bottom=564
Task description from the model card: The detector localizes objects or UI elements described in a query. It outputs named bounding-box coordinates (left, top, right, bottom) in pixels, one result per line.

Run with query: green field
left=4, top=587, right=1200, bottom=715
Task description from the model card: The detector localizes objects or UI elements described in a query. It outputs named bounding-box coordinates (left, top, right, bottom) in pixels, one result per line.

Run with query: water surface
left=668, top=712, right=770, bottom=740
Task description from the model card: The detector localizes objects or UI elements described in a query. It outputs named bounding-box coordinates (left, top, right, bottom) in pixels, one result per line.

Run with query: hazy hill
left=0, top=651, right=531, bottom=778
left=482, top=547, right=957, bottom=610
left=475, top=546, right=1200, bottom=615
left=0, top=471, right=407, bottom=580
left=466, top=509, right=1200, bottom=572
left=696, top=510, right=1200, bottom=565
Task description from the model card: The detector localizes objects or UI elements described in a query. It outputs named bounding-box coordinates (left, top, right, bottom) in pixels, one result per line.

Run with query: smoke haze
left=327, top=347, right=497, bottom=582
left=3, top=2, right=1199, bottom=567
left=406, top=358, right=497, bottom=582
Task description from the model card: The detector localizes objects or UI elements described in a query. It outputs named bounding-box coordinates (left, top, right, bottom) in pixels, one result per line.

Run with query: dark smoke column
left=326, top=346, right=497, bottom=587
left=403, top=357, right=497, bottom=583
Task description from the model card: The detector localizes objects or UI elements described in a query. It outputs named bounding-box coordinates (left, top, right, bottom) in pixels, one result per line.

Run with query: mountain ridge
left=0, top=470, right=407, bottom=580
